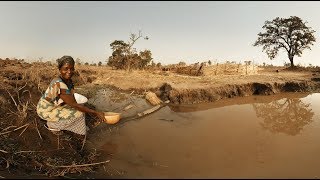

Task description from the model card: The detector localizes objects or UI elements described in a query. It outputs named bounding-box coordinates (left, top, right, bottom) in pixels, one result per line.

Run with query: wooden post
left=246, top=63, right=248, bottom=75
left=252, top=60, right=254, bottom=73
left=237, top=62, right=240, bottom=73
left=215, top=63, right=219, bottom=75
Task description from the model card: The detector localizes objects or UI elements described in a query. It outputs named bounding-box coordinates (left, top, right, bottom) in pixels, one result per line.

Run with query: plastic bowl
left=104, top=112, right=121, bottom=124
left=74, top=93, right=88, bottom=104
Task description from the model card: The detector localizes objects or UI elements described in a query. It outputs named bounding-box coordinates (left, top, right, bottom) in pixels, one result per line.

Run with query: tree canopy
left=107, top=31, right=152, bottom=70
left=254, top=16, right=316, bottom=67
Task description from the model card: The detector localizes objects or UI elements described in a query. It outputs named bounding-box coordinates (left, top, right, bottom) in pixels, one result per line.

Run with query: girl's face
left=59, top=63, right=75, bottom=80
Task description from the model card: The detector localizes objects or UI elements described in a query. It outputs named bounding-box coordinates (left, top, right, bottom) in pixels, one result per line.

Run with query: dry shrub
left=0, top=61, right=106, bottom=178
left=4, top=85, right=35, bottom=125
left=23, top=65, right=58, bottom=92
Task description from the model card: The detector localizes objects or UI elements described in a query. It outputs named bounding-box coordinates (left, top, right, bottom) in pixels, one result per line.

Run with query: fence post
left=224, top=63, right=227, bottom=73
left=215, top=63, right=219, bottom=75
left=246, top=63, right=248, bottom=75
left=237, top=62, right=240, bottom=73
left=252, top=60, right=254, bottom=73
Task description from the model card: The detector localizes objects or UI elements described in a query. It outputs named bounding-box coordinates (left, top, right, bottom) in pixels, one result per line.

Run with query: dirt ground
left=0, top=59, right=320, bottom=178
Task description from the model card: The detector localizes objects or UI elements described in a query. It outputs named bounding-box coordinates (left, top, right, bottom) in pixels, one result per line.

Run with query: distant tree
left=107, top=40, right=129, bottom=69
left=98, top=61, right=102, bottom=66
left=76, top=58, right=82, bottom=65
left=139, top=49, right=153, bottom=69
left=150, top=60, right=156, bottom=67
left=178, top=61, right=186, bottom=66
left=107, top=30, right=151, bottom=71
left=244, top=60, right=251, bottom=65
left=208, top=60, right=212, bottom=65
left=84, top=62, right=89, bottom=66
left=254, top=16, right=316, bottom=68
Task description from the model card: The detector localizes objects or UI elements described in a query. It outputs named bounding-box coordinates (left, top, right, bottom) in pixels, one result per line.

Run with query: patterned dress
left=36, top=77, right=86, bottom=135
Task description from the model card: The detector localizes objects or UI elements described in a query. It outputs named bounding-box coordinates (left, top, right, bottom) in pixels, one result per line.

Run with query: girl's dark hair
left=57, top=55, right=75, bottom=69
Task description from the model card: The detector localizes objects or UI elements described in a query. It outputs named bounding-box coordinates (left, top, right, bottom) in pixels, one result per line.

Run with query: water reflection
left=90, top=93, right=320, bottom=178
left=252, top=97, right=314, bottom=136
left=169, top=93, right=315, bottom=136
left=169, top=93, right=310, bottom=113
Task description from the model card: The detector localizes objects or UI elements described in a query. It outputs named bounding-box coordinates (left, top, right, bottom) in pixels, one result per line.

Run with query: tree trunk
left=289, top=55, right=294, bottom=68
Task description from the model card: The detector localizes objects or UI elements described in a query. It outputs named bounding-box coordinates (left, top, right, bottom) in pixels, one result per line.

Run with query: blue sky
left=0, top=1, right=320, bottom=66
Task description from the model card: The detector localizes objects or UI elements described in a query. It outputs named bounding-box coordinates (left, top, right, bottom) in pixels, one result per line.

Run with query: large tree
left=254, top=16, right=316, bottom=67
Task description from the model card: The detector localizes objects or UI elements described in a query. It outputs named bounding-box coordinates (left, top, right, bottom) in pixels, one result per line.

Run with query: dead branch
left=158, top=118, right=174, bottom=122
left=17, top=81, right=28, bottom=92
left=22, top=89, right=32, bottom=100
left=0, top=130, right=11, bottom=136
left=115, top=103, right=167, bottom=127
left=13, top=150, right=46, bottom=154
left=7, top=108, right=20, bottom=116
left=18, top=124, right=29, bottom=136
left=0, top=150, right=8, bottom=153
left=80, top=134, right=86, bottom=151
left=0, top=123, right=29, bottom=135
left=1, top=126, right=17, bottom=132
left=13, top=123, right=29, bottom=131
left=5, top=88, right=17, bottom=107
left=138, top=104, right=161, bottom=116
left=34, top=118, right=43, bottom=140
left=45, top=159, right=110, bottom=168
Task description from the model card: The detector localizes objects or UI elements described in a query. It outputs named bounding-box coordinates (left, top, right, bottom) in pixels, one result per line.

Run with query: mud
left=168, top=92, right=311, bottom=112
left=161, top=81, right=320, bottom=104
left=1, top=59, right=320, bottom=178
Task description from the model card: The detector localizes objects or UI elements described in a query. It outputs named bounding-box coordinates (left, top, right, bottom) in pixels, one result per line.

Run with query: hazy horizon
left=1, top=1, right=320, bottom=66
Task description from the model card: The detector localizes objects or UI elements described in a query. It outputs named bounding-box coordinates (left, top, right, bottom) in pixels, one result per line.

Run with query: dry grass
left=0, top=60, right=113, bottom=178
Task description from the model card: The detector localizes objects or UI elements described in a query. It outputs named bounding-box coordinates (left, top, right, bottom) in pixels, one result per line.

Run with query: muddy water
left=86, top=92, right=320, bottom=178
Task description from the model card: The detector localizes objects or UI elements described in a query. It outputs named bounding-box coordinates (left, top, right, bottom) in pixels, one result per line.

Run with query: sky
left=0, top=1, right=320, bottom=66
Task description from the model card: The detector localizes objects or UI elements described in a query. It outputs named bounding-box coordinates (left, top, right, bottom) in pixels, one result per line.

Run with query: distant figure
left=276, top=70, right=279, bottom=73
left=36, top=55, right=105, bottom=136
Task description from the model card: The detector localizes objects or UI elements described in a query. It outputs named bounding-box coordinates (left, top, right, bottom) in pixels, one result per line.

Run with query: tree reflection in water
left=252, top=98, right=314, bottom=136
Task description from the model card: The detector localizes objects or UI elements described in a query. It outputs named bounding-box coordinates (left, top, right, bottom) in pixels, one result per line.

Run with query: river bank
left=0, top=59, right=319, bottom=178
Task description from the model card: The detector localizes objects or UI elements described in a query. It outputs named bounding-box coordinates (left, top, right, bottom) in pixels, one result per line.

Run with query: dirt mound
left=163, top=81, right=319, bottom=104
